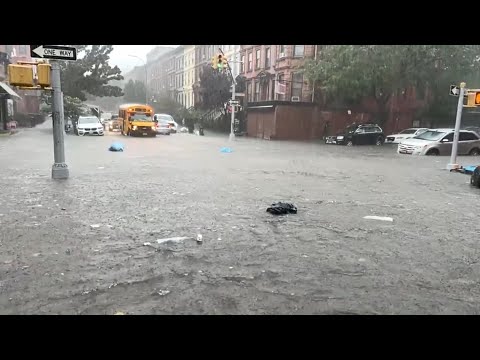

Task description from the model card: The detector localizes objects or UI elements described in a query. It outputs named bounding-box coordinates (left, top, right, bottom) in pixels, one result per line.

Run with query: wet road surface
left=1, top=121, right=480, bottom=314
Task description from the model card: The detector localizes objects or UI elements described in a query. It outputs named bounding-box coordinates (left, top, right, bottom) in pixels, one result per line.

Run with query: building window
left=293, top=45, right=305, bottom=57
left=291, top=72, right=303, bottom=99
left=255, top=49, right=261, bottom=70
left=279, top=45, right=286, bottom=57
left=265, top=47, right=271, bottom=68
left=241, top=55, right=245, bottom=73
left=254, top=81, right=260, bottom=101
left=248, top=52, right=253, bottom=71
left=247, top=81, right=253, bottom=102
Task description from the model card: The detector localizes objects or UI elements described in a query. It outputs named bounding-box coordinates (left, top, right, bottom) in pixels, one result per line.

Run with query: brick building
left=0, top=45, right=41, bottom=130
left=239, top=45, right=315, bottom=103
left=192, top=45, right=240, bottom=108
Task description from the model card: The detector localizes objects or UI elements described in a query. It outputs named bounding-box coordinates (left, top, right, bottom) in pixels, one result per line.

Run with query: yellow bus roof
left=119, top=103, right=154, bottom=110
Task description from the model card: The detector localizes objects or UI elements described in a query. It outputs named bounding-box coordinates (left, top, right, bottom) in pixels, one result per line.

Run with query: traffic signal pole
left=51, top=61, right=69, bottom=179
left=447, top=82, right=466, bottom=170
left=218, top=48, right=236, bottom=141
left=230, top=81, right=236, bottom=141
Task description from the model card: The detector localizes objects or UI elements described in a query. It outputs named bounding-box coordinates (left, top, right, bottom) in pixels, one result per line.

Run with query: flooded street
left=1, top=123, right=480, bottom=314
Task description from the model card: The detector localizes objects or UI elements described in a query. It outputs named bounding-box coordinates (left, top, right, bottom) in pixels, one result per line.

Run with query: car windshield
left=400, top=129, right=417, bottom=134
left=414, top=131, right=446, bottom=141
left=78, top=117, right=99, bottom=124
left=130, top=114, right=152, bottom=121
left=156, top=115, right=173, bottom=122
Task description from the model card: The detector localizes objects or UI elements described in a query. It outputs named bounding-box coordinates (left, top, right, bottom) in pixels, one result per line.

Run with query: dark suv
left=327, top=123, right=385, bottom=146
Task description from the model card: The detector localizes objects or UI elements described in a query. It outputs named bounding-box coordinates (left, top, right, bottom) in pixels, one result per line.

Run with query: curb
left=0, top=129, right=22, bottom=138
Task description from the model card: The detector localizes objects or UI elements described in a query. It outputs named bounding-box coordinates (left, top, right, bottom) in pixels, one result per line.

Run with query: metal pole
left=229, top=81, right=236, bottom=141
left=447, top=82, right=466, bottom=170
left=51, top=61, right=69, bottom=179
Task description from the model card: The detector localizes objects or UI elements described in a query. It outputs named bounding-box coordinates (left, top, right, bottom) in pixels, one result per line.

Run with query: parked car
left=75, top=116, right=104, bottom=136
left=397, top=129, right=480, bottom=156
left=326, top=123, right=385, bottom=146
left=385, top=128, right=429, bottom=144
left=462, top=126, right=480, bottom=136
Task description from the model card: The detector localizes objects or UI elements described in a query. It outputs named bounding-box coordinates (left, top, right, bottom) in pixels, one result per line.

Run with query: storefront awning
left=0, top=82, right=21, bottom=99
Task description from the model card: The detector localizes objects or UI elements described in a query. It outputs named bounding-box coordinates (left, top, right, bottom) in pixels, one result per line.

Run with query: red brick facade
left=0, top=45, right=41, bottom=116
left=239, top=45, right=316, bottom=104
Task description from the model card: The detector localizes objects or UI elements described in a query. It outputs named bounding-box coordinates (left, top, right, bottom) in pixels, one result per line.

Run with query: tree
left=60, top=45, right=124, bottom=101
left=40, top=95, right=88, bottom=120
left=197, top=65, right=231, bottom=112
left=123, top=80, right=146, bottom=103
left=302, top=45, right=480, bottom=124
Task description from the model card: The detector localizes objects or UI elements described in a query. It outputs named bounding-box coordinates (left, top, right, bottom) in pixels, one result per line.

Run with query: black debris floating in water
left=266, top=202, right=298, bottom=215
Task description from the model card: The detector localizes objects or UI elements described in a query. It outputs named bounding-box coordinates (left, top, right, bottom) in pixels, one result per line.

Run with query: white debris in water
left=143, top=242, right=152, bottom=246
left=158, top=290, right=170, bottom=296
left=90, top=224, right=100, bottom=229
left=363, top=216, right=393, bottom=222
left=229, top=267, right=233, bottom=270
left=358, top=258, right=366, bottom=262
left=32, top=253, right=41, bottom=257
left=196, top=234, right=203, bottom=243
left=156, top=237, right=191, bottom=244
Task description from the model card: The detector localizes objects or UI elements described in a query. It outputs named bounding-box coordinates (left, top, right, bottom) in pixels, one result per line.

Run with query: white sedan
left=385, top=128, right=429, bottom=144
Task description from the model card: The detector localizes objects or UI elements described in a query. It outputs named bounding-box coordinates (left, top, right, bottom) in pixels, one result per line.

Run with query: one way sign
left=450, top=85, right=460, bottom=96
left=30, top=45, right=77, bottom=61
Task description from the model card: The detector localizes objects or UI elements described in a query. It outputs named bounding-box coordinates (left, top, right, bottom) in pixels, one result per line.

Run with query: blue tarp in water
left=463, top=165, right=478, bottom=174
left=109, top=142, right=124, bottom=152
left=220, top=147, right=233, bottom=153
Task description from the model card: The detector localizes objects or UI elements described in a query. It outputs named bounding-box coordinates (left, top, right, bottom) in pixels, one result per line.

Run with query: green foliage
left=151, top=95, right=183, bottom=116
left=60, top=45, right=124, bottom=101
left=123, top=80, right=146, bottom=103
left=302, top=45, right=480, bottom=120
left=197, top=65, right=231, bottom=111
left=40, top=94, right=88, bottom=120
left=63, top=96, right=89, bottom=119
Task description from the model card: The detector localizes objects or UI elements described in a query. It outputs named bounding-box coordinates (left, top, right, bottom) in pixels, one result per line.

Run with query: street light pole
left=128, top=54, right=148, bottom=105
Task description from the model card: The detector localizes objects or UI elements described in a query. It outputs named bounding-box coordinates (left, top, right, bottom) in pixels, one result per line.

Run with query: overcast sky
left=110, top=45, right=178, bottom=73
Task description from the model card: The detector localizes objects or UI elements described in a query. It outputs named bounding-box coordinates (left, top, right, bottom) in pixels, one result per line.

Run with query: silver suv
left=397, top=129, right=480, bottom=156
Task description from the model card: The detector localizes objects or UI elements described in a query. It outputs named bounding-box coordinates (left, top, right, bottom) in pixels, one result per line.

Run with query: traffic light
left=475, top=92, right=480, bottom=106
left=37, top=63, right=51, bottom=87
left=466, top=91, right=480, bottom=107
left=8, top=64, right=34, bottom=87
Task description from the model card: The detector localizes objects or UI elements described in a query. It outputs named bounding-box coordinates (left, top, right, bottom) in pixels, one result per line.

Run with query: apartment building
left=183, top=45, right=196, bottom=109
left=0, top=45, right=41, bottom=125
left=239, top=45, right=315, bottom=104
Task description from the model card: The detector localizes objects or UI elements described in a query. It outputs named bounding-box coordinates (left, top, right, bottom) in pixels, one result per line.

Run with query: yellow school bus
left=118, top=103, right=156, bottom=137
